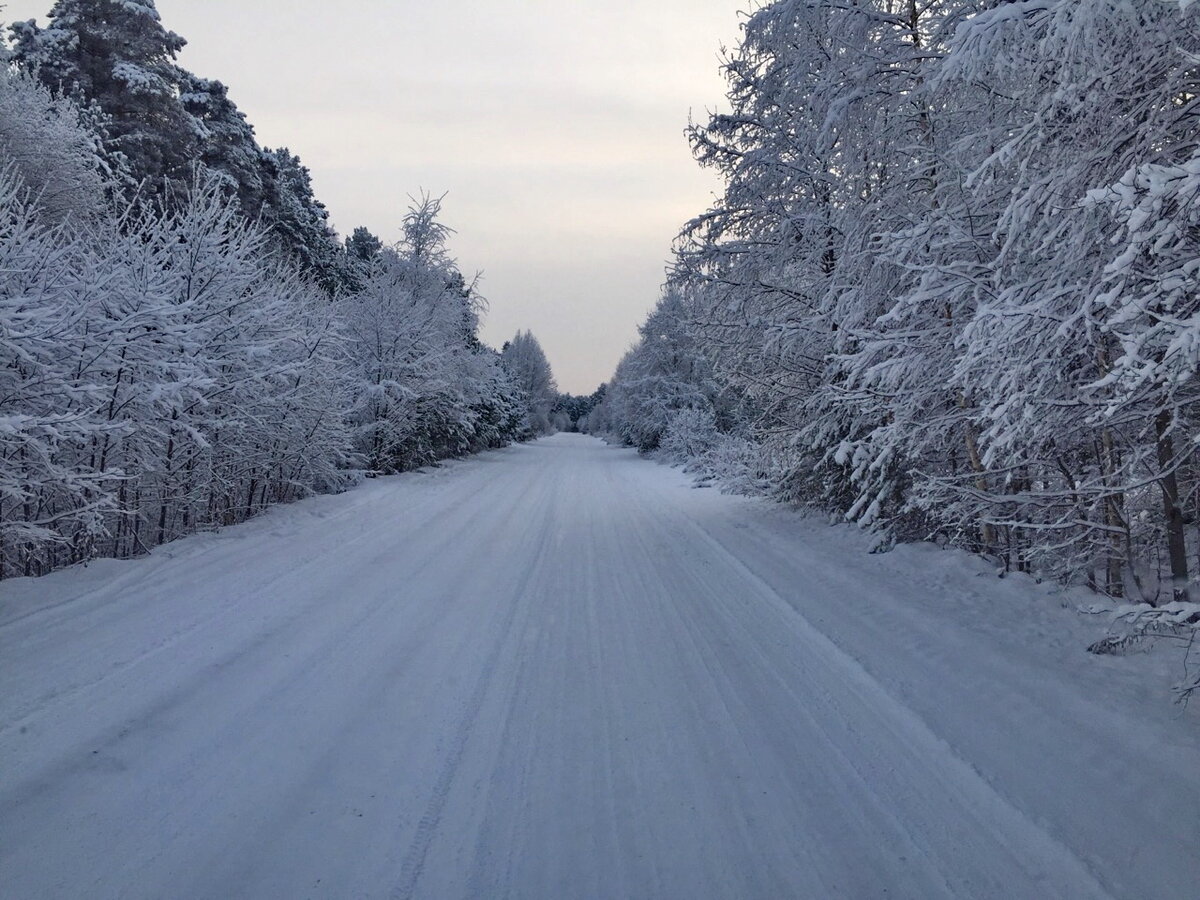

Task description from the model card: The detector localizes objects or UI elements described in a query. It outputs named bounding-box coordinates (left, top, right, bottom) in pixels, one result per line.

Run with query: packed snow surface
left=1, top=434, right=1197, bottom=899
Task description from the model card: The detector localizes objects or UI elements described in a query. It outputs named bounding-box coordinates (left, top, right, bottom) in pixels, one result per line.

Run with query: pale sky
left=3, top=0, right=745, bottom=393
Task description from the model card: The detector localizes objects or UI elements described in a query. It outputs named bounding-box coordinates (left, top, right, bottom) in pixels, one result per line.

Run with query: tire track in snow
left=0, top=466, right=536, bottom=830
left=391, top=480, right=558, bottom=900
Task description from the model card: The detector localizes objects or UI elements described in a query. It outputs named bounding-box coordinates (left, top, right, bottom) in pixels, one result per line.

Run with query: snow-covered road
left=2, top=434, right=1197, bottom=899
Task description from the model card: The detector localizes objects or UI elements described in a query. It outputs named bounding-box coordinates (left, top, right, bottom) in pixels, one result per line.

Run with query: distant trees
left=597, top=0, right=1200, bottom=608
left=554, top=388, right=605, bottom=433
left=501, top=330, right=558, bottom=438
left=593, top=289, right=728, bottom=452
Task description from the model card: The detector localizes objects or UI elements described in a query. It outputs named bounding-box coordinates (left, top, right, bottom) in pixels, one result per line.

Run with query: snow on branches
left=600, top=0, right=1200, bottom=620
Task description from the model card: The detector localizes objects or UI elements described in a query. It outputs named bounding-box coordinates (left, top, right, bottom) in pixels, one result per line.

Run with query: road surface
left=1, top=434, right=1197, bottom=898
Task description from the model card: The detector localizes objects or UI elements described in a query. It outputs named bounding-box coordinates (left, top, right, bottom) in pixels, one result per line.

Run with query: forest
left=0, top=0, right=561, bottom=578
left=591, top=0, right=1200, bottom=641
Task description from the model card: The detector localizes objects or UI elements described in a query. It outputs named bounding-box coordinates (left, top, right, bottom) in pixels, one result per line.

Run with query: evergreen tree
left=342, top=226, right=384, bottom=292
left=260, top=147, right=350, bottom=295
left=179, top=73, right=267, bottom=216
left=346, top=226, right=383, bottom=264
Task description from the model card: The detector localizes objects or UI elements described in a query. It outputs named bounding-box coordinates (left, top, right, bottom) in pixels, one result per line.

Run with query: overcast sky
left=3, top=0, right=745, bottom=393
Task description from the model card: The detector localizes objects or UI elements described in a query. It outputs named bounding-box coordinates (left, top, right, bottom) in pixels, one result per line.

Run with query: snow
left=1, top=434, right=1197, bottom=899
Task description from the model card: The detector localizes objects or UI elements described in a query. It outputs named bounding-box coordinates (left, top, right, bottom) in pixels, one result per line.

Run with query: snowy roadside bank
left=639, top=439, right=1200, bottom=706
left=0, top=445, right=514, bottom=630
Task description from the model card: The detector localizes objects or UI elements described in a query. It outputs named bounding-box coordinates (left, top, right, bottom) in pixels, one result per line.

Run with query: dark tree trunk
left=1155, top=410, right=1189, bottom=604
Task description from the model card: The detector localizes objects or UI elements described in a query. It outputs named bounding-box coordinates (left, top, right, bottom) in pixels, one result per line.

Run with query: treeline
left=594, top=1, right=1200, bottom=617
left=0, top=0, right=555, bottom=579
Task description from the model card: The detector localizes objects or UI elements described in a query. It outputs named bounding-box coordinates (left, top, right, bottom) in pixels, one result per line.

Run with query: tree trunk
left=158, top=433, right=175, bottom=547
left=958, top=395, right=995, bottom=552
left=1155, top=409, right=1189, bottom=603
left=1099, top=428, right=1126, bottom=598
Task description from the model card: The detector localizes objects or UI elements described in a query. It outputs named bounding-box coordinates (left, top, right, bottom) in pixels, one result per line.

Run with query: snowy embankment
left=1, top=434, right=1197, bottom=899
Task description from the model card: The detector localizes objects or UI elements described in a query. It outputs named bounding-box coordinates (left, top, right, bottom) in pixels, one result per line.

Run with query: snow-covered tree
left=553, top=390, right=604, bottom=432
left=0, top=7, right=524, bottom=581
left=932, top=0, right=1200, bottom=594
left=0, top=167, right=357, bottom=577
left=676, top=0, right=958, bottom=515
left=179, top=73, right=268, bottom=216
left=260, top=147, right=351, bottom=296
left=0, top=167, right=113, bottom=576
left=343, top=196, right=519, bottom=472
left=594, top=289, right=728, bottom=452
left=9, top=0, right=194, bottom=201
left=501, top=330, right=558, bottom=439
left=343, top=225, right=383, bottom=291
left=621, top=0, right=1200, bottom=606
left=0, top=66, right=105, bottom=223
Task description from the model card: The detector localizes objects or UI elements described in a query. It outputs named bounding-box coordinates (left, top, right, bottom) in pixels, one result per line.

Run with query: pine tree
left=343, top=226, right=384, bottom=292
left=346, top=226, right=383, bottom=264
left=179, top=73, right=268, bottom=217
left=260, top=147, right=350, bottom=295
